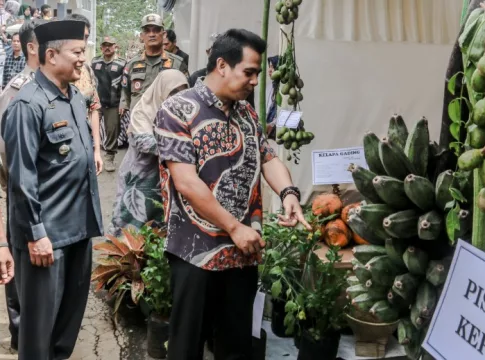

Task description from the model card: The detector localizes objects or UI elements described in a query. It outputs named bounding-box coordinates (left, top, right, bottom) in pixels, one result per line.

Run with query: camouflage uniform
left=119, top=14, right=189, bottom=112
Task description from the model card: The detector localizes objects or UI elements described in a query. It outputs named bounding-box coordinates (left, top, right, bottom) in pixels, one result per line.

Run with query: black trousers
left=13, top=239, right=92, bottom=360
left=167, top=253, right=258, bottom=360
left=5, top=244, right=19, bottom=348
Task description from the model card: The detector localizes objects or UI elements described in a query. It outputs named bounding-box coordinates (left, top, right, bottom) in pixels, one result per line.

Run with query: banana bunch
left=270, top=43, right=304, bottom=107
left=275, top=0, right=302, bottom=25
left=345, top=114, right=463, bottom=359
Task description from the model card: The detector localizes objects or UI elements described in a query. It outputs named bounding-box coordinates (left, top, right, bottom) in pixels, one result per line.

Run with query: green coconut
left=478, top=56, right=485, bottom=75
left=470, top=126, right=485, bottom=149
left=472, top=68, right=485, bottom=93
left=473, top=99, right=485, bottom=127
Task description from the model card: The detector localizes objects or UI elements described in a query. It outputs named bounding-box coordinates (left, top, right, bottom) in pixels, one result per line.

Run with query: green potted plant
left=259, top=213, right=306, bottom=337
left=281, top=241, right=347, bottom=360
left=140, top=224, right=172, bottom=359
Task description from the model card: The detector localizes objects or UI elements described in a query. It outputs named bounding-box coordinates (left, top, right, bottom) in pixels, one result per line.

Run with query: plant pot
left=147, top=313, right=169, bottom=359
left=251, top=329, right=267, bottom=360
left=297, top=330, right=340, bottom=360
left=345, top=313, right=399, bottom=358
left=271, top=299, right=293, bottom=337
left=139, top=297, right=152, bottom=318
left=294, top=331, right=301, bottom=349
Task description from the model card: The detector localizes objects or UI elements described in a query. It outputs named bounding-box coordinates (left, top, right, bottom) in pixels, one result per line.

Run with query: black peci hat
left=34, top=20, right=85, bottom=45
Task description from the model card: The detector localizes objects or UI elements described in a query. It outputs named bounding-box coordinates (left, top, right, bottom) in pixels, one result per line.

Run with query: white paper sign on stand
left=252, top=291, right=266, bottom=339
left=276, top=110, right=302, bottom=129
left=423, top=240, right=485, bottom=360
left=311, top=147, right=367, bottom=185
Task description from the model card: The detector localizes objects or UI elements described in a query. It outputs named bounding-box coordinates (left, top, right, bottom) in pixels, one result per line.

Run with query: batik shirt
left=155, top=79, right=277, bottom=271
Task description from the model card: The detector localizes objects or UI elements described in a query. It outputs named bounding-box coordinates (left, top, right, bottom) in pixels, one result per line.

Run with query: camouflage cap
left=101, top=35, right=116, bottom=45
left=141, top=14, right=164, bottom=29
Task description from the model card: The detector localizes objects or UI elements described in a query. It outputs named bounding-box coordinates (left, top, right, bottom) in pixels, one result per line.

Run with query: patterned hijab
left=128, top=69, right=188, bottom=135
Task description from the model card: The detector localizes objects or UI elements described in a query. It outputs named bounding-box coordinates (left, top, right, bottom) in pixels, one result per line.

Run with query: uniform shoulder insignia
left=166, top=52, right=188, bottom=74
left=91, top=56, right=102, bottom=63
left=14, top=81, right=39, bottom=103
left=127, top=55, right=142, bottom=66
left=166, top=52, right=183, bottom=64
left=114, top=58, right=127, bottom=67
left=10, top=74, right=29, bottom=90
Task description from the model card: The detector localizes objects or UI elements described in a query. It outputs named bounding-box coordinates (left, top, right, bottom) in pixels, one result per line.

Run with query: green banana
left=387, top=114, right=408, bottom=150
left=363, top=132, right=387, bottom=175
left=404, top=117, right=430, bottom=178
left=379, top=138, right=416, bottom=180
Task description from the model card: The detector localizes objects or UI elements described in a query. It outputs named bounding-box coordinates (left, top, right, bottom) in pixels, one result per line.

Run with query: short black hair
left=40, top=4, right=50, bottom=14
left=165, top=29, right=176, bottom=43
left=206, top=29, right=266, bottom=73
left=38, top=40, right=67, bottom=65
left=65, top=14, right=91, bottom=31
left=19, top=18, right=45, bottom=60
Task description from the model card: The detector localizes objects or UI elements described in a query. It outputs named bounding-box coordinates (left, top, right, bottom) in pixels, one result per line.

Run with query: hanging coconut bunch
left=272, top=0, right=316, bottom=163
left=275, top=122, right=314, bottom=157
left=345, top=114, right=463, bottom=359
left=275, top=0, right=302, bottom=25
left=271, top=42, right=304, bottom=108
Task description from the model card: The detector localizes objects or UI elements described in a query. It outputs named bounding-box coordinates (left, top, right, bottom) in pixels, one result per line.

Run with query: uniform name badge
left=95, top=63, right=102, bottom=70
left=111, top=65, right=118, bottom=72
left=59, top=144, right=70, bottom=156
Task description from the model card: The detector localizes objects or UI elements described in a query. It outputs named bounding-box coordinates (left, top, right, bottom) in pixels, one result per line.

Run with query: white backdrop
left=173, top=0, right=460, bottom=211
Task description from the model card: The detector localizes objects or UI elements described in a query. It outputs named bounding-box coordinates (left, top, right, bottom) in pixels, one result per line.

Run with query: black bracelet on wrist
left=280, top=186, right=301, bottom=203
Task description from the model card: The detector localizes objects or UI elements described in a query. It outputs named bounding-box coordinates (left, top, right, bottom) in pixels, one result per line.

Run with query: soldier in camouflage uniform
left=92, top=36, right=126, bottom=172
left=119, top=13, right=189, bottom=114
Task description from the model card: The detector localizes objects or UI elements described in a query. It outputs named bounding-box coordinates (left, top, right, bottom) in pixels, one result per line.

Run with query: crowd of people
left=0, top=4, right=309, bottom=360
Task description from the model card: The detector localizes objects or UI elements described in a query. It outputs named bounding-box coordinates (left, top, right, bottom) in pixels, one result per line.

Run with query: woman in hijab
left=108, top=69, right=189, bottom=236
left=17, top=4, right=30, bottom=20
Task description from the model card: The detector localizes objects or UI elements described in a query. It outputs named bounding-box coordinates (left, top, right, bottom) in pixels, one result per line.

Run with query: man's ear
left=27, top=42, right=36, bottom=56
left=216, top=57, right=227, bottom=77
left=46, top=48, right=56, bottom=65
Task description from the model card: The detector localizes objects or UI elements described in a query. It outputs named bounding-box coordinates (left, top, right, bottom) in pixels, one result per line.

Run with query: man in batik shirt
left=155, top=28, right=311, bottom=360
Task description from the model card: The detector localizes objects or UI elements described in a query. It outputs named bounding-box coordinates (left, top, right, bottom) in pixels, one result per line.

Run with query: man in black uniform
left=1, top=20, right=103, bottom=360
left=163, top=29, right=189, bottom=67
left=92, top=35, right=126, bottom=172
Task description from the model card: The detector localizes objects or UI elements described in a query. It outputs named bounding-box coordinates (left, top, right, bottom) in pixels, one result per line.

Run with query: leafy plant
left=285, top=245, right=347, bottom=341
left=91, top=228, right=147, bottom=315
left=141, top=225, right=172, bottom=319
left=260, top=211, right=346, bottom=338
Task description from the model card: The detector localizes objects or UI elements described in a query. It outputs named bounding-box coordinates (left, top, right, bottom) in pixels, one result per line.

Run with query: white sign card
left=276, top=110, right=302, bottom=129
left=252, top=291, right=266, bottom=339
left=423, top=240, right=485, bottom=360
left=311, top=147, right=367, bottom=185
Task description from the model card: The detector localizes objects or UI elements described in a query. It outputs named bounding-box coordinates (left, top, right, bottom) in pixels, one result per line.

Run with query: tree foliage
left=96, top=0, right=158, bottom=59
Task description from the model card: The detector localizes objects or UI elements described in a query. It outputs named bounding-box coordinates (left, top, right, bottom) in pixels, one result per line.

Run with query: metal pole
left=259, top=0, right=270, bottom=134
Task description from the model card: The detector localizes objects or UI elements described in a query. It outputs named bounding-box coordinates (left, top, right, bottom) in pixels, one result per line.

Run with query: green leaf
left=285, top=300, right=297, bottom=312
left=448, top=73, right=458, bottom=95
left=445, top=200, right=456, bottom=210
left=276, top=91, right=283, bottom=107
left=269, top=266, right=283, bottom=276
left=271, top=279, right=282, bottom=298
left=448, top=99, right=461, bottom=124
left=450, top=187, right=467, bottom=203
left=450, top=123, right=461, bottom=141
left=449, top=141, right=462, bottom=155
left=446, top=208, right=460, bottom=244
